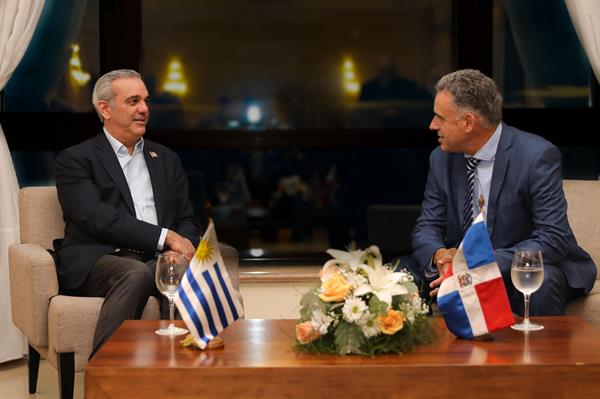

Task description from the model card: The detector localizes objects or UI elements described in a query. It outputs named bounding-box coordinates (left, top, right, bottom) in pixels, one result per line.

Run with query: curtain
left=5, top=0, right=90, bottom=111
left=0, top=0, right=45, bottom=364
left=502, top=0, right=589, bottom=107
left=565, top=0, right=600, bottom=84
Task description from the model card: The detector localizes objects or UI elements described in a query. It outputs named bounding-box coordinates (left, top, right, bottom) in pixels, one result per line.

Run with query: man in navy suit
left=55, top=69, right=200, bottom=355
left=409, top=69, right=596, bottom=316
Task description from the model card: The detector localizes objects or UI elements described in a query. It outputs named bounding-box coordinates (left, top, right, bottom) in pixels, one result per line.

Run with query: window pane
left=493, top=0, right=591, bottom=108
left=11, top=151, right=57, bottom=187
left=141, top=0, right=453, bottom=129
left=3, top=0, right=99, bottom=112
left=178, top=148, right=431, bottom=258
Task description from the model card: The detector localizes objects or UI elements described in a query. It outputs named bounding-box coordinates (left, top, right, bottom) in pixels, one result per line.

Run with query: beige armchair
left=563, top=180, right=600, bottom=325
left=9, top=186, right=240, bottom=399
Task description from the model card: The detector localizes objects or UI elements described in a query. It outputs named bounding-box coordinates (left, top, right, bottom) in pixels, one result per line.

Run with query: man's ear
left=462, top=112, right=477, bottom=133
left=97, top=101, right=111, bottom=121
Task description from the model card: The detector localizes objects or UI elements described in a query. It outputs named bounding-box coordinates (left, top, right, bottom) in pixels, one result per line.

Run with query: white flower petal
left=320, top=259, right=342, bottom=281
left=326, top=248, right=350, bottom=260
left=362, top=245, right=382, bottom=265
left=342, top=297, right=368, bottom=322
left=374, top=290, right=392, bottom=306
left=389, top=285, right=408, bottom=296
left=353, top=284, right=372, bottom=297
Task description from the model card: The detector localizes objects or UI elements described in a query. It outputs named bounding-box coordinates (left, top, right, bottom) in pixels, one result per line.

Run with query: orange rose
left=318, top=272, right=352, bottom=302
left=296, top=321, right=321, bottom=344
left=377, top=309, right=405, bottom=335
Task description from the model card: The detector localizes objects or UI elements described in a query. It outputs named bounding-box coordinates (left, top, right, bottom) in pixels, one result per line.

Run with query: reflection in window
left=179, top=148, right=431, bottom=259
left=493, top=0, right=591, bottom=108
left=11, top=151, right=57, bottom=187
left=141, top=0, right=452, bottom=130
left=3, top=0, right=99, bottom=112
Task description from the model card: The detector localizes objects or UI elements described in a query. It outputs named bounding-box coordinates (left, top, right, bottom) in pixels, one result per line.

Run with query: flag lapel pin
left=149, top=151, right=158, bottom=158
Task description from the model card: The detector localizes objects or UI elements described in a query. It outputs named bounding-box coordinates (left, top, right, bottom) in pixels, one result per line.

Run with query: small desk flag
left=175, top=220, right=244, bottom=348
left=437, top=213, right=514, bottom=338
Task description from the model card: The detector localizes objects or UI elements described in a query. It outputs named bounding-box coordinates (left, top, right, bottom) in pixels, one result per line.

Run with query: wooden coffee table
left=85, top=317, right=600, bottom=398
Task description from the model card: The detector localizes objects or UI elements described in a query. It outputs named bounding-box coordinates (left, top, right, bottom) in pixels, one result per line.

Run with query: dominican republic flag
left=175, top=220, right=244, bottom=349
left=437, top=213, right=514, bottom=338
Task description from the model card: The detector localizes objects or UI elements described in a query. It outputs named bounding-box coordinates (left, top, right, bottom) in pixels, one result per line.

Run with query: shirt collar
left=468, top=123, right=502, bottom=162
left=103, top=127, right=144, bottom=155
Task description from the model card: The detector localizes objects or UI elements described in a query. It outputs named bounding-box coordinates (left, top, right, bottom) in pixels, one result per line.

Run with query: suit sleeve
left=56, top=148, right=162, bottom=252
left=411, top=151, right=447, bottom=268
left=496, top=145, right=571, bottom=266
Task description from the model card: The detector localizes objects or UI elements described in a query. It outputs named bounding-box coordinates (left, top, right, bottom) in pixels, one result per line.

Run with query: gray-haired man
left=406, top=69, right=596, bottom=315
left=54, top=69, right=200, bottom=356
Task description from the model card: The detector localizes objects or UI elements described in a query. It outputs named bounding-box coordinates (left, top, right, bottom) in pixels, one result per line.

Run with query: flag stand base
left=207, top=336, right=224, bottom=349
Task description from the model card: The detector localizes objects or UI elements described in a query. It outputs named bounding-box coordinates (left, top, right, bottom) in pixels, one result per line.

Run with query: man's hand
left=164, top=230, right=196, bottom=261
left=429, top=247, right=457, bottom=297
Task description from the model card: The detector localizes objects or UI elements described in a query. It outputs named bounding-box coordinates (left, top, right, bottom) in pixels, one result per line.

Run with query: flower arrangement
left=295, top=245, right=436, bottom=355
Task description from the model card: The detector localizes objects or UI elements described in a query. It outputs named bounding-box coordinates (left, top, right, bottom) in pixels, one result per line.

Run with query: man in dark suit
left=54, top=69, right=200, bottom=355
left=408, top=69, right=596, bottom=316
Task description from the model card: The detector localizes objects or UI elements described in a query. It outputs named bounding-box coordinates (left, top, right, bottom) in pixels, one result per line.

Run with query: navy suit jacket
left=412, top=123, right=596, bottom=293
left=54, top=133, right=200, bottom=290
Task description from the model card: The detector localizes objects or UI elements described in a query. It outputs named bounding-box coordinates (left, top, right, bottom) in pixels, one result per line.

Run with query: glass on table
left=155, top=252, right=189, bottom=336
left=510, top=249, right=544, bottom=331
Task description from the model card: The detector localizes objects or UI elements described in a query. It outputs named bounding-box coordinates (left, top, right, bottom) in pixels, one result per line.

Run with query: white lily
left=353, top=260, right=408, bottom=305
left=326, top=245, right=382, bottom=272
left=326, top=248, right=363, bottom=271
left=320, top=259, right=346, bottom=281
left=362, top=245, right=382, bottom=267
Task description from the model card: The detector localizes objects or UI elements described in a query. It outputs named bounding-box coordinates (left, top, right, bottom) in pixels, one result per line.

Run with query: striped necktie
left=463, top=156, right=480, bottom=233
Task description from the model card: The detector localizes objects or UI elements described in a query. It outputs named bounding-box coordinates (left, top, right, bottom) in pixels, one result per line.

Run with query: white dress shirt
left=104, top=128, right=168, bottom=250
left=467, top=122, right=503, bottom=219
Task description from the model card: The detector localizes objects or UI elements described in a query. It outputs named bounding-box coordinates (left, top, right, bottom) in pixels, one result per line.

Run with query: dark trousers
left=499, top=262, right=579, bottom=316
left=66, top=254, right=163, bottom=358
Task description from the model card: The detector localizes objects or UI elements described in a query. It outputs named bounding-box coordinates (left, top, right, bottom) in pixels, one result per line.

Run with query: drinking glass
left=510, top=249, right=544, bottom=331
left=155, top=253, right=189, bottom=336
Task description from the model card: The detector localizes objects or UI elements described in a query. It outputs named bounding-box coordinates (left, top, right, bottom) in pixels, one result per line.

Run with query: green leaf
left=368, top=295, right=388, bottom=315
left=299, top=306, right=312, bottom=321
left=403, top=280, right=419, bottom=295
left=299, top=286, right=321, bottom=308
left=298, top=286, right=327, bottom=322
left=334, top=321, right=365, bottom=355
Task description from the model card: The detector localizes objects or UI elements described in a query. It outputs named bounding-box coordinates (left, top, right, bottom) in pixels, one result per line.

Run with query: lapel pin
left=149, top=151, right=158, bottom=158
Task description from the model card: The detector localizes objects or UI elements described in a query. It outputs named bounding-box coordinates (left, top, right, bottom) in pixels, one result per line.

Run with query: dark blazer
left=54, top=133, right=200, bottom=290
left=412, top=123, right=597, bottom=293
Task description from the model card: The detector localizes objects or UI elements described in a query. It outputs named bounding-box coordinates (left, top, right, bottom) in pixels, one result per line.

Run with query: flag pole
left=204, top=201, right=213, bottom=229
left=203, top=201, right=225, bottom=349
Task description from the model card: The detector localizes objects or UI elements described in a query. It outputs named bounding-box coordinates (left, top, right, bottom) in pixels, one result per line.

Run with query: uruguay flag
left=437, top=213, right=514, bottom=338
left=175, top=220, right=244, bottom=349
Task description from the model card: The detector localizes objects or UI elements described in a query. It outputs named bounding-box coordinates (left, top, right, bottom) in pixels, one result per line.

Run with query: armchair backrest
left=563, top=179, right=600, bottom=279
left=19, top=186, right=64, bottom=249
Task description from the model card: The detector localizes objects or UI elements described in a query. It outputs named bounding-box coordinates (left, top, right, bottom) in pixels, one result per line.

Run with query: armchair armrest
left=48, top=294, right=159, bottom=371
left=219, top=243, right=239, bottom=290
left=9, top=243, right=59, bottom=348
left=48, top=295, right=103, bottom=371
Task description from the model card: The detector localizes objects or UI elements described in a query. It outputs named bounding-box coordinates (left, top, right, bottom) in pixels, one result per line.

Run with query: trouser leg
left=72, top=255, right=159, bottom=357
left=500, top=262, right=577, bottom=316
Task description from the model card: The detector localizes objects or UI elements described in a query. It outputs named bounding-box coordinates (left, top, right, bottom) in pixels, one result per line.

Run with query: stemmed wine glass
left=155, top=253, right=189, bottom=336
left=510, top=249, right=544, bottom=331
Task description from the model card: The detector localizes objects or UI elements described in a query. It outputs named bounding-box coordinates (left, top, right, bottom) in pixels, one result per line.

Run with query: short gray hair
left=92, top=69, right=142, bottom=122
left=435, top=69, right=502, bottom=127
